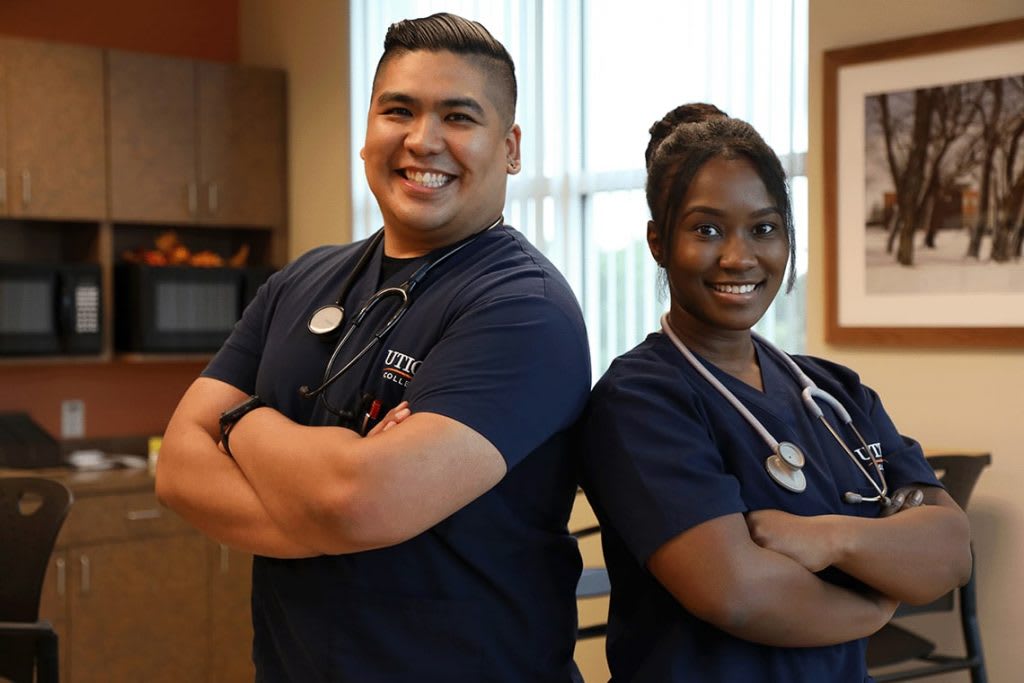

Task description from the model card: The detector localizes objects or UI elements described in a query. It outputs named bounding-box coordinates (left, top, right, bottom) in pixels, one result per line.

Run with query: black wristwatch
left=219, top=395, right=265, bottom=459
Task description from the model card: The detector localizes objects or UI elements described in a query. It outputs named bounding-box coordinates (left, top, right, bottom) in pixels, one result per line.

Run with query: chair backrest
left=0, top=477, right=73, bottom=622
left=893, top=453, right=990, bottom=619
left=925, top=453, right=991, bottom=510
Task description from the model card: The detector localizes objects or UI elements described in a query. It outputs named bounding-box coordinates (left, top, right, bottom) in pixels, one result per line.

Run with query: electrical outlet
left=61, top=399, right=85, bottom=439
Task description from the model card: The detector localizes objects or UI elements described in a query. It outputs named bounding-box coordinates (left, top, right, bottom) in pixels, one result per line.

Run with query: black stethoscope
left=660, top=314, right=891, bottom=507
left=299, top=218, right=501, bottom=418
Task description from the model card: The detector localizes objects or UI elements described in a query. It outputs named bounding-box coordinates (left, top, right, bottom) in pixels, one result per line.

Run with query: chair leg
left=959, top=573, right=986, bottom=683
left=35, top=630, right=59, bottom=683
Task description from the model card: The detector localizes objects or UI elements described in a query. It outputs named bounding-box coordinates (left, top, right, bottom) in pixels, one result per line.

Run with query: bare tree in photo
left=966, top=79, right=1004, bottom=259
left=873, top=85, right=980, bottom=265
left=990, top=76, right=1024, bottom=262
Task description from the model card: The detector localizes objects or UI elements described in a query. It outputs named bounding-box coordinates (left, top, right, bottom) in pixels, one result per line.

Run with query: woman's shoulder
left=592, top=332, right=702, bottom=402
left=787, top=350, right=867, bottom=395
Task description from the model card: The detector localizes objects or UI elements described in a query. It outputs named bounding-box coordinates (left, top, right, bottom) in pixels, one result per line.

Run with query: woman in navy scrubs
left=580, top=103, right=972, bottom=682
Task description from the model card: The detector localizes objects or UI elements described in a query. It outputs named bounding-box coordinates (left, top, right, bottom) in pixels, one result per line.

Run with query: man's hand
left=366, top=401, right=411, bottom=437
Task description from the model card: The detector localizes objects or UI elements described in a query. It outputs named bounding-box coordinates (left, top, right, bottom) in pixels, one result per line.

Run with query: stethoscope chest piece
left=765, top=441, right=807, bottom=493
left=308, top=304, right=345, bottom=336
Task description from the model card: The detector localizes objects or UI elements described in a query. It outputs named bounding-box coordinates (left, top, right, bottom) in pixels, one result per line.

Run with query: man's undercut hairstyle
left=373, top=12, right=518, bottom=126
left=645, top=102, right=798, bottom=293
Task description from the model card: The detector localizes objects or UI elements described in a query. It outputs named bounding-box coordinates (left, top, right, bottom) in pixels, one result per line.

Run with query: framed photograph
left=824, top=18, right=1024, bottom=346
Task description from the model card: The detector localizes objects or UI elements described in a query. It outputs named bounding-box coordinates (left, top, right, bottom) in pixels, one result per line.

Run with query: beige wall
left=809, top=1, right=1024, bottom=681
left=239, top=0, right=353, bottom=259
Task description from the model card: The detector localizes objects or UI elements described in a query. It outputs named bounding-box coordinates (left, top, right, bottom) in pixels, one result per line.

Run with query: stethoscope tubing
left=301, top=219, right=500, bottom=416
left=660, top=314, right=889, bottom=504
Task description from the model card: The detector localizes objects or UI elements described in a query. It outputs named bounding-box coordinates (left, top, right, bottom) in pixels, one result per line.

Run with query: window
left=350, top=0, right=808, bottom=374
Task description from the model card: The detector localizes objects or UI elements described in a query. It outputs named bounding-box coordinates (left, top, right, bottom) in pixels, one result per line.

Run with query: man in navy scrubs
left=157, top=13, right=590, bottom=682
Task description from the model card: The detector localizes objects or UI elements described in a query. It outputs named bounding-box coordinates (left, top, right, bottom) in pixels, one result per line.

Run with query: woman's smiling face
left=650, top=155, right=790, bottom=340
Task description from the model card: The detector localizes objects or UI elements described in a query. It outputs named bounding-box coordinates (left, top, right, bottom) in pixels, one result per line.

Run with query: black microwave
left=0, top=262, right=102, bottom=356
left=114, top=263, right=273, bottom=353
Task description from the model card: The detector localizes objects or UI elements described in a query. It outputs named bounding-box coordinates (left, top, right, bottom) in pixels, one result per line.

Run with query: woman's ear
left=647, top=220, right=663, bottom=265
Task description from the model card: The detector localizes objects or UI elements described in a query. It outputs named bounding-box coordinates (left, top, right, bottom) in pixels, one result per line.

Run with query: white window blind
left=350, top=0, right=809, bottom=374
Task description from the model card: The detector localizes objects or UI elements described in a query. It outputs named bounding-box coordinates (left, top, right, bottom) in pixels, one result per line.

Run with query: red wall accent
left=0, top=0, right=238, bottom=439
left=0, top=0, right=238, bottom=62
left=0, top=361, right=207, bottom=440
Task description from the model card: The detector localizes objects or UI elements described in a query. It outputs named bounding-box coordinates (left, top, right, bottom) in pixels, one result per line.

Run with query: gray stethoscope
left=299, top=218, right=499, bottom=416
left=660, top=314, right=891, bottom=507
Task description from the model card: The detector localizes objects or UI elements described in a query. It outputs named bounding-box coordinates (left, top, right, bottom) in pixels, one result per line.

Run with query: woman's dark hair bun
left=645, top=103, right=728, bottom=169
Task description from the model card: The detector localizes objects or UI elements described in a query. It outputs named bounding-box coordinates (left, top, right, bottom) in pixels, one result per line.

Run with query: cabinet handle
left=126, top=508, right=162, bottom=521
left=80, top=555, right=91, bottom=594
left=0, top=168, right=6, bottom=207
left=21, top=169, right=31, bottom=206
left=220, top=544, right=230, bottom=573
left=56, top=557, right=66, bottom=598
left=187, top=182, right=198, bottom=215
left=208, top=182, right=219, bottom=214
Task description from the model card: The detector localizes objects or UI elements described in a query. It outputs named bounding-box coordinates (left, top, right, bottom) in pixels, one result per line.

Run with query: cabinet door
left=207, top=542, right=255, bottom=683
left=0, top=47, right=8, bottom=214
left=197, top=63, right=286, bottom=228
left=1, top=37, right=106, bottom=220
left=107, top=50, right=197, bottom=223
left=38, top=551, right=70, bottom=683
left=68, top=535, right=207, bottom=683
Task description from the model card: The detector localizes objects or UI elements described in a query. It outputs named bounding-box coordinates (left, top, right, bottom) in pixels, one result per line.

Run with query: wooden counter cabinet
left=0, top=37, right=106, bottom=220
left=27, top=470, right=255, bottom=683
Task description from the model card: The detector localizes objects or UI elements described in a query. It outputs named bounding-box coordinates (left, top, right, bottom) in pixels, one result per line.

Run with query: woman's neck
left=665, top=311, right=763, bottom=390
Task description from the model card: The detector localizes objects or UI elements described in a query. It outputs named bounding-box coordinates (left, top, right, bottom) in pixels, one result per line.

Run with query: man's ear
left=505, top=124, right=522, bottom=175
left=647, top=220, right=663, bottom=264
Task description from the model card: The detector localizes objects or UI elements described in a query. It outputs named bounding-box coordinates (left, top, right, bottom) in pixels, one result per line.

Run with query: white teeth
left=713, top=283, right=757, bottom=294
left=407, top=170, right=452, bottom=188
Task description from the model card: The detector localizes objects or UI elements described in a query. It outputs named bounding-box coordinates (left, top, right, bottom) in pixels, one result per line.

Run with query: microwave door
left=0, top=267, right=61, bottom=355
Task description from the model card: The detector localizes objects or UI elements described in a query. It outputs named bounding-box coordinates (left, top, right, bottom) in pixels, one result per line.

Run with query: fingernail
left=912, top=490, right=924, bottom=505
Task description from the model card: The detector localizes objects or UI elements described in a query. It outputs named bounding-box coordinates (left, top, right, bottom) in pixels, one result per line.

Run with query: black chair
left=866, top=453, right=991, bottom=683
left=0, top=477, right=73, bottom=683
left=573, top=522, right=610, bottom=640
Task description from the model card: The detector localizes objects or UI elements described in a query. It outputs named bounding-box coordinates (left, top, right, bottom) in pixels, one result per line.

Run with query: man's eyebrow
left=441, top=97, right=486, bottom=117
left=375, top=92, right=486, bottom=118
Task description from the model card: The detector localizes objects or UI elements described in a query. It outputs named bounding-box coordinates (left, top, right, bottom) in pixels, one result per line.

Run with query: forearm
left=650, top=519, right=894, bottom=648
left=228, top=408, right=369, bottom=554
left=832, top=504, right=972, bottom=604
left=156, top=415, right=319, bottom=559
left=707, top=547, right=893, bottom=647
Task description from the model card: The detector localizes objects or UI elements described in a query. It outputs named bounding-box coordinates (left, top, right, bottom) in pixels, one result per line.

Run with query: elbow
left=684, top=577, right=764, bottom=635
left=292, top=485, right=404, bottom=555
left=903, top=516, right=974, bottom=606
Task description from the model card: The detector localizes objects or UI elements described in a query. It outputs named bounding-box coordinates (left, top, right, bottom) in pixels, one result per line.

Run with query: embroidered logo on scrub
left=382, top=349, right=422, bottom=387
left=854, top=442, right=886, bottom=470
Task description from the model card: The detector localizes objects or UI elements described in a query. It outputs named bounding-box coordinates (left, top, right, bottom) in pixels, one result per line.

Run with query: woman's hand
left=745, top=509, right=840, bottom=573
left=365, top=401, right=411, bottom=437
left=880, top=487, right=925, bottom=517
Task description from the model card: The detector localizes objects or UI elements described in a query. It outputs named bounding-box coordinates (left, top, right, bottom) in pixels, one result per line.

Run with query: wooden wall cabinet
left=108, top=50, right=286, bottom=228
left=0, top=37, right=106, bottom=220
left=34, top=473, right=255, bottom=682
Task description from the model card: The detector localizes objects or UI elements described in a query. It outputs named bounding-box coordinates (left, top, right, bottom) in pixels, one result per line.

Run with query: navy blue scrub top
left=205, top=225, right=591, bottom=682
left=582, top=332, right=941, bottom=683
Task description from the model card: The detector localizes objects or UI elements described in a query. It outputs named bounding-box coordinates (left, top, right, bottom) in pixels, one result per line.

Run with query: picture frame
left=824, top=18, right=1024, bottom=347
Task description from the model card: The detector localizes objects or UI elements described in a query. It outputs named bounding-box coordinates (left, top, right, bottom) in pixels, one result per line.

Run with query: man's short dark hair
left=372, top=12, right=518, bottom=125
